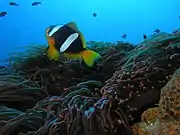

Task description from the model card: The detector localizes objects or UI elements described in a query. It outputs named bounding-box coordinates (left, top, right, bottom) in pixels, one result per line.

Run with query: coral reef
left=101, top=32, right=180, bottom=123
left=0, top=31, right=179, bottom=135
left=132, top=68, right=180, bottom=135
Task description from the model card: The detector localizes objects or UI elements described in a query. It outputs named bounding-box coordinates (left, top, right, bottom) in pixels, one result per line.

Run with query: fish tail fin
left=80, top=49, right=101, bottom=67
left=47, top=47, right=59, bottom=61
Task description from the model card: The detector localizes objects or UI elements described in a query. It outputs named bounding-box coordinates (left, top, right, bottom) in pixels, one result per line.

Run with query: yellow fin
left=80, top=50, right=101, bottom=67
left=47, top=46, right=59, bottom=61
left=66, top=22, right=79, bottom=32
left=46, top=35, right=55, bottom=48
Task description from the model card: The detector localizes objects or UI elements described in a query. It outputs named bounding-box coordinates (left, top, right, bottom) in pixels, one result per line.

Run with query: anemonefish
left=45, top=22, right=101, bottom=67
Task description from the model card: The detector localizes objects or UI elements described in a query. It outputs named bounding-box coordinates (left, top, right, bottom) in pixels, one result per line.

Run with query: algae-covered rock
left=132, top=68, right=180, bottom=135
left=132, top=120, right=180, bottom=135
left=159, top=68, right=180, bottom=121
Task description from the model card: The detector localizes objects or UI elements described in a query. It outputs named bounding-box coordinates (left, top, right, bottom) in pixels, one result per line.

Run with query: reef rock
left=132, top=68, right=180, bottom=135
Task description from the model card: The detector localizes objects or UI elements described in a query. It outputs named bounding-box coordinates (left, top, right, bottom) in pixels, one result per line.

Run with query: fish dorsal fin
left=66, top=22, right=79, bottom=32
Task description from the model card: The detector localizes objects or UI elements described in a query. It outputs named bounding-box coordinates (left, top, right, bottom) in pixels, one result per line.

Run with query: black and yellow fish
left=45, top=22, right=101, bottom=67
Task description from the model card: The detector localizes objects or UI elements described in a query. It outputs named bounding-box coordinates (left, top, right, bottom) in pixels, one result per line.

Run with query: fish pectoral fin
left=47, top=47, right=59, bottom=61
left=80, top=50, right=101, bottom=67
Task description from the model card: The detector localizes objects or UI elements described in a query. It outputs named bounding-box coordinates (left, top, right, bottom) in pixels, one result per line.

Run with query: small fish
left=179, top=16, right=180, bottom=19
left=173, top=29, right=180, bottom=34
left=154, top=28, right=160, bottom=33
left=93, top=12, right=97, bottom=17
left=32, top=1, right=41, bottom=6
left=45, top=22, right=101, bottom=67
left=122, top=34, right=127, bottom=39
left=9, top=2, right=19, bottom=7
left=143, top=34, right=147, bottom=39
left=0, top=12, right=7, bottom=17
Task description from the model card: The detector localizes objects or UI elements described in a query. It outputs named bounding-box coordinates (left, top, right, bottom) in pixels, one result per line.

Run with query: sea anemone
left=0, top=31, right=180, bottom=135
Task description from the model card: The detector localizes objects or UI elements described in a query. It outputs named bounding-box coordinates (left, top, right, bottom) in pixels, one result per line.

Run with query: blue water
left=0, top=0, right=180, bottom=60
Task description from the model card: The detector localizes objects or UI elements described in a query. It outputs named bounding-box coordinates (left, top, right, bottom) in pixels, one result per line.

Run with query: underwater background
left=0, top=0, right=180, bottom=135
left=1, top=0, right=180, bottom=60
